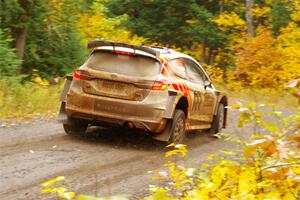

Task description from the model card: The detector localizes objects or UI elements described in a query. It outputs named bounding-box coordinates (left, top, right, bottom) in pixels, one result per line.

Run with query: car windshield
left=85, top=51, right=161, bottom=78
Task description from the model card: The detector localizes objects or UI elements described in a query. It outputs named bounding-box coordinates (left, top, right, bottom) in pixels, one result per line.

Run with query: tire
left=168, top=109, right=186, bottom=144
left=210, top=103, right=224, bottom=136
left=63, top=119, right=88, bottom=135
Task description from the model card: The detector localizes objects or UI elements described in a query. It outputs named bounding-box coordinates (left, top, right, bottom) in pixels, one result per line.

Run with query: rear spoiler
left=87, top=40, right=160, bottom=58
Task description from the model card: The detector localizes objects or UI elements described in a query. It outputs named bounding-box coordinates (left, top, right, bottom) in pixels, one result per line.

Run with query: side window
left=167, top=58, right=187, bottom=79
left=184, top=58, right=205, bottom=85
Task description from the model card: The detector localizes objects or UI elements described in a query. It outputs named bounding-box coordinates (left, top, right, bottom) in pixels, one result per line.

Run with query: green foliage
left=0, top=29, right=21, bottom=77
left=24, top=22, right=86, bottom=79
left=22, top=0, right=87, bottom=79
left=0, top=0, right=87, bottom=80
left=271, top=0, right=291, bottom=36
left=105, top=0, right=228, bottom=49
left=0, top=0, right=42, bottom=31
left=76, top=0, right=146, bottom=45
left=1, top=0, right=299, bottom=83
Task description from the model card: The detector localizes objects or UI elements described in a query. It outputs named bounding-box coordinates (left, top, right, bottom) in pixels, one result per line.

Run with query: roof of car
left=149, top=46, right=194, bottom=61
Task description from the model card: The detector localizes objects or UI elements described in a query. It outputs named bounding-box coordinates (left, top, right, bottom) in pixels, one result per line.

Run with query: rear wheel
left=168, top=109, right=186, bottom=144
left=210, top=103, right=224, bottom=136
left=63, top=119, right=88, bottom=135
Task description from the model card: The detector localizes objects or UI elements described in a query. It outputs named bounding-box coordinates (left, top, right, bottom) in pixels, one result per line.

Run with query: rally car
left=58, top=40, right=228, bottom=143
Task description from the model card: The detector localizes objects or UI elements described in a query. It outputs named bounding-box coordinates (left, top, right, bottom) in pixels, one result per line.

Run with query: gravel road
left=0, top=105, right=293, bottom=200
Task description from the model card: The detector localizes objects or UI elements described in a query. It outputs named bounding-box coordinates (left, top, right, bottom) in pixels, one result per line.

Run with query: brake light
left=114, top=50, right=134, bottom=56
left=151, top=78, right=170, bottom=91
left=73, top=69, right=93, bottom=80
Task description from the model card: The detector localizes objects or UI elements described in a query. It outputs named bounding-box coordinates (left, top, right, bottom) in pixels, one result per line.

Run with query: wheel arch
left=175, top=96, right=189, bottom=118
left=153, top=94, right=189, bottom=142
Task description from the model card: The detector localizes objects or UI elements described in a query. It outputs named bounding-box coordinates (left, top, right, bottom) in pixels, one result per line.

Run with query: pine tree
left=0, top=29, right=21, bottom=77
left=271, top=0, right=291, bottom=36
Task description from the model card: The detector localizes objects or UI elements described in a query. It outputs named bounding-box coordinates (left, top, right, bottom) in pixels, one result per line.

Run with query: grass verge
left=216, top=84, right=298, bottom=108
left=0, top=80, right=63, bottom=119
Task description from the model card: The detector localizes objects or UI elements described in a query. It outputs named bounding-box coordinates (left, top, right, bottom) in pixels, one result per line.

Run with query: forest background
left=1, top=1, right=300, bottom=199
left=0, top=0, right=300, bottom=118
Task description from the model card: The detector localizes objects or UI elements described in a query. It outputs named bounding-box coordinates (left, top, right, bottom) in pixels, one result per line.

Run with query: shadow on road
left=65, top=125, right=217, bottom=151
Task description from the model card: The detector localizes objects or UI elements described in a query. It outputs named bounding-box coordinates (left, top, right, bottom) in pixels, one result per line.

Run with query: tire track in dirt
left=0, top=124, right=229, bottom=200
left=1, top=152, right=155, bottom=199
left=0, top=124, right=165, bottom=199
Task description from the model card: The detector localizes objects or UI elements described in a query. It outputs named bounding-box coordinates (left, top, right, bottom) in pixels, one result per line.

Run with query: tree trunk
left=15, top=0, right=29, bottom=60
left=219, top=0, right=224, bottom=14
left=15, top=27, right=27, bottom=60
left=202, top=41, right=207, bottom=64
left=246, top=0, right=255, bottom=37
left=208, top=48, right=216, bottom=66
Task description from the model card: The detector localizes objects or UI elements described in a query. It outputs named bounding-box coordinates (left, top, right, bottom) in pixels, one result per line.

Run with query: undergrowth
left=0, top=79, right=63, bottom=119
left=216, top=84, right=298, bottom=108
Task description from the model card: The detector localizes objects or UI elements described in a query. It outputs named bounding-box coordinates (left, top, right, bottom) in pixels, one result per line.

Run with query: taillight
left=151, top=78, right=170, bottom=91
left=114, top=50, right=134, bottom=56
left=73, top=69, right=93, bottom=80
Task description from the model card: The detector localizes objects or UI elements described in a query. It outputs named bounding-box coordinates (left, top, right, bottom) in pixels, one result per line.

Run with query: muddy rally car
left=58, top=40, right=228, bottom=143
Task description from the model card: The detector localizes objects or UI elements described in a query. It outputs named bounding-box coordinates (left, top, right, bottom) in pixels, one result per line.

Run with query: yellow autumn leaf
left=40, top=176, right=65, bottom=187
left=212, top=12, right=246, bottom=31
left=238, top=170, right=257, bottom=194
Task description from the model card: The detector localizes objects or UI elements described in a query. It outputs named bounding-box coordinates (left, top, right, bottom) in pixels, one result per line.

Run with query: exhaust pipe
left=124, top=121, right=135, bottom=129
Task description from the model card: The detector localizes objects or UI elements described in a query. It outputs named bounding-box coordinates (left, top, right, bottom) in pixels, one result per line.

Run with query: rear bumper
left=64, top=87, right=170, bottom=133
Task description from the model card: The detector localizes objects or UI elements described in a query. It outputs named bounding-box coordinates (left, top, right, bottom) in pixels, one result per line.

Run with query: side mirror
left=204, top=80, right=211, bottom=89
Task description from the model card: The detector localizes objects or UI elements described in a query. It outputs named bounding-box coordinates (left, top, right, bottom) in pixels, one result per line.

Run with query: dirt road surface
left=0, top=106, right=293, bottom=200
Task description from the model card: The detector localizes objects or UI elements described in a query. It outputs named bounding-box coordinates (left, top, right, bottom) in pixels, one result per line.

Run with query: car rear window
left=85, top=51, right=161, bottom=77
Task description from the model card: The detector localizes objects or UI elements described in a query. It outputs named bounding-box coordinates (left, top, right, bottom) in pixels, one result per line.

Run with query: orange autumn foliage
left=233, top=26, right=300, bottom=90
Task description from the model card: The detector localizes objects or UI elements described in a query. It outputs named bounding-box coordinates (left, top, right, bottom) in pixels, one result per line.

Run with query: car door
left=167, top=58, right=206, bottom=125
left=184, top=58, right=217, bottom=123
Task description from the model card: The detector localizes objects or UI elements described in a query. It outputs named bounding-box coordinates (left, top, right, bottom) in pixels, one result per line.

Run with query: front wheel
left=209, top=103, right=224, bottom=136
left=168, top=109, right=186, bottom=144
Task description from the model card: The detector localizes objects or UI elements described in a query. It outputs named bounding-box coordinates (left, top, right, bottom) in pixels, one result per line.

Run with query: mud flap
left=58, top=76, right=73, bottom=124
left=57, top=102, right=71, bottom=124
left=60, top=75, right=73, bottom=102
left=162, top=90, right=180, bottom=119
left=154, top=91, right=182, bottom=141
left=152, top=119, right=172, bottom=142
